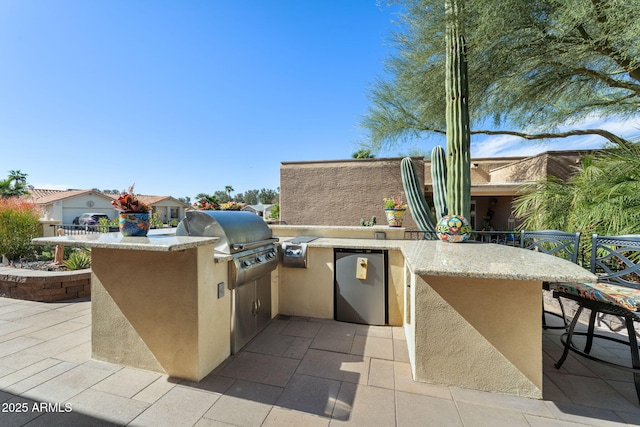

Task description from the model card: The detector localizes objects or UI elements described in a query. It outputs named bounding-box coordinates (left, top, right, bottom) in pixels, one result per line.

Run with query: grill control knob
left=267, top=251, right=276, bottom=259
left=242, top=260, right=252, bottom=268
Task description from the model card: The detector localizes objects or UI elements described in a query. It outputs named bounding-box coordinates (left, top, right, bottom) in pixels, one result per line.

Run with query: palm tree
left=225, top=185, right=234, bottom=200
left=0, top=170, right=29, bottom=198
left=514, top=141, right=640, bottom=236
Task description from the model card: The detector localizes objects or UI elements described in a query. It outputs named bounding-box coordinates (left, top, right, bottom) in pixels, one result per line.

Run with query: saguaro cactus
left=445, top=0, right=471, bottom=220
left=430, top=145, right=448, bottom=221
left=401, top=157, right=437, bottom=236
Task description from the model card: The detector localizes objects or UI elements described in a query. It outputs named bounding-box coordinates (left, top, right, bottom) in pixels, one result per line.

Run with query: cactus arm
left=445, top=0, right=471, bottom=220
left=401, top=157, right=436, bottom=235
left=430, top=145, right=448, bottom=221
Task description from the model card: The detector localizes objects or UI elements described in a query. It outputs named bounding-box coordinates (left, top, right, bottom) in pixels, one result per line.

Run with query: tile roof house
left=26, top=189, right=190, bottom=228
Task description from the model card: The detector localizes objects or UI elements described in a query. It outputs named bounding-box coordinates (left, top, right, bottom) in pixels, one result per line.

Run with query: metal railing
left=404, top=230, right=520, bottom=247
left=52, top=224, right=119, bottom=236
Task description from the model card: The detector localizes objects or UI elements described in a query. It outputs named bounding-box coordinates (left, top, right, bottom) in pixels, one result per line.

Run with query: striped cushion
left=555, top=282, right=640, bottom=311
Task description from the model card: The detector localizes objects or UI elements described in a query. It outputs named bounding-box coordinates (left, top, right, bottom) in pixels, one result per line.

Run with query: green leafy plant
left=63, top=249, right=91, bottom=270
left=360, top=216, right=377, bottom=227
left=150, top=212, right=164, bottom=229
left=383, top=196, right=408, bottom=210
left=0, top=198, right=41, bottom=260
left=269, top=204, right=280, bottom=220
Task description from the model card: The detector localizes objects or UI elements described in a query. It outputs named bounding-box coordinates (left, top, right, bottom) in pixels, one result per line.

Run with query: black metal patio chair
left=554, top=234, right=640, bottom=403
left=520, top=230, right=581, bottom=329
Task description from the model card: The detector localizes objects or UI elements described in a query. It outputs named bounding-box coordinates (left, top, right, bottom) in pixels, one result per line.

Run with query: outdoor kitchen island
left=33, top=232, right=231, bottom=382
left=272, top=232, right=597, bottom=400
left=34, top=229, right=596, bottom=399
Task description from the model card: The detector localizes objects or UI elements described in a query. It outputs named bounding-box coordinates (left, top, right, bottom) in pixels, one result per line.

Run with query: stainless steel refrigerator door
left=335, top=250, right=386, bottom=325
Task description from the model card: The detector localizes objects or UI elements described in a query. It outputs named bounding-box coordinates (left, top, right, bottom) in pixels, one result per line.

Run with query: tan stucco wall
left=91, top=245, right=230, bottom=381
left=408, top=274, right=542, bottom=398
left=277, top=245, right=404, bottom=326
left=278, top=247, right=334, bottom=318
left=280, top=158, right=422, bottom=229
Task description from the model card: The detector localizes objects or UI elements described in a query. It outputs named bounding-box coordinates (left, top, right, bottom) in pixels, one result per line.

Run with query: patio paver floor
left=1, top=296, right=640, bottom=426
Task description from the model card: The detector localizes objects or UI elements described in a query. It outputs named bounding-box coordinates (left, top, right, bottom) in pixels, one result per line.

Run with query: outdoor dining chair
left=520, top=230, right=581, bottom=329
left=554, top=234, right=640, bottom=403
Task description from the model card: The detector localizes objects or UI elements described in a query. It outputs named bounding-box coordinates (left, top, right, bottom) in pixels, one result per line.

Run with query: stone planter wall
left=0, top=267, right=91, bottom=302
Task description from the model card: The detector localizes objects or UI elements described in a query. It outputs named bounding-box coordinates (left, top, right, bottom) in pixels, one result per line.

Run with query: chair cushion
left=555, top=282, right=640, bottom=311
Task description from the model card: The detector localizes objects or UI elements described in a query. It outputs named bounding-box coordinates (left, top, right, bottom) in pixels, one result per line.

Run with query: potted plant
left=112, top=184, right=151, bottom=236
left=383, top=196, right=408, bottom=227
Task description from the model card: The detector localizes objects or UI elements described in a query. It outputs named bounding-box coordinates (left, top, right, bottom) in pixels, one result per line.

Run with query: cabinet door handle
left=256, top=298, right=261, bottom=313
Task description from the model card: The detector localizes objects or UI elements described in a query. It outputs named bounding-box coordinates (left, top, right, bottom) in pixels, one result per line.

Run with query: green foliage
left=269, top=203, right=280, bottom=220
left=360, top=216, right=377, bottom=227
left=63, top=249, right=91, bottom=270
left=352, top=149, right=376, bottom=158
left=150, top=212, right=164, bottom=229
left=514, top=141, right=640, bottom=236
left=363, top=0, right=639, bottom=151
left=0, top=198, right=41, bottom=260
left=0, top=170, right=29, bottom=198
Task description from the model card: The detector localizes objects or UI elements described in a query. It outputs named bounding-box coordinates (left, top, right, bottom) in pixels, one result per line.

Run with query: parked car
left=77, top=213, right=110, bottom=226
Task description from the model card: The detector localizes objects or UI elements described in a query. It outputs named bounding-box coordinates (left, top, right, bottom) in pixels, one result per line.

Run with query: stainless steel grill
left=176, top=210, right=279, bottom=352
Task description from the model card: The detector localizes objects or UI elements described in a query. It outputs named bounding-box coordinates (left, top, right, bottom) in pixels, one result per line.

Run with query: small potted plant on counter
left=112, top=184, right=151, bottom=237
left=383, top=195, right=408, bottom=227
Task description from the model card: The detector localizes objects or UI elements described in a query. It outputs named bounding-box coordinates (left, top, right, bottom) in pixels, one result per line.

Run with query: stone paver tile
left=355, top=324, right=393, bottom=339
left=0, top=336, right=43, bottom=358
left=54, top=340, right=91, bottom=364
left=262, top=318, right=289, bottom=335
left=350, top=335, right=394, bottom=360
left=133, top=376, right=180, bottom=404
left=281, top=320, right=322, bottom=338
left=393, top=339, right=409, bottom=362
left=25, top=320, right=87, bottom=341
left=544, top=401, right=629, bottom=426
left=0, top=324, right=40, bottom=343
left=0, top=319, right=32, bottom=337
left=331, top=381, right=395, bottom=425
left=392, top=326, right=406, bottom=341
left=262, top=407, right=329, bottom=427
left=203, top=379, right=282, bottom=426
left=545, top=370, right=639, bottom=413
left=17, top=309, right=85, bottom=329
left=92, top=367, right=163, bottom=398
left=0, top=349, right=50, bottom=371
left=180, top=373, right=235, bottom=395
left=130, top=385, right=219, bottom=427
left=23, top=327, right=90, bottom=358
left=393, top=361, right=452, bottom=400
left=22, top=362, right=115, bottom=403
left=282, top=336, right=313, bottom=359
left=0, top=305, right=48, bottom=321
left=297, top=348, right=369, bottom=384
left=244, top=332, right=295, bottom=356
left=0, top=359, right=73, bottom=395
left=68, top=388, right=149, bottom=425
left=450, top=386, right=555, bottom=418
left=368, top=358, right=394, bottom=389
left=218, top=351, right=299, bottom=387
left=396, top=390, right=463, bottom=427
left=542, top=373, right=571, bottom=403
left=310, top=323, right=356, bottom=354
left=457, top=400, right=530, bottom=426
left=276, top=374, right=341, bottom=417
left=616, top=410, right=640, bottom=425
left=0, top=396, right=43, bottom=426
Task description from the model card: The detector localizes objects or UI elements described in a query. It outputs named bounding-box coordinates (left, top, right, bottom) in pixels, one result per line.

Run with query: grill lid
left=176, top=210, right=275, bottom=254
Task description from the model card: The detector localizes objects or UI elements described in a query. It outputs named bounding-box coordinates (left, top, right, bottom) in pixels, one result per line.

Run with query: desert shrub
left=63, top=249, right=91, bottom=270
left=0, top=198, right=41, bottom=260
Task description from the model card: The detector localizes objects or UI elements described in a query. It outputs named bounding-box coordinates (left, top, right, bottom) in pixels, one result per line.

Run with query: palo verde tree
left=363, top=0, right=640, bottom=151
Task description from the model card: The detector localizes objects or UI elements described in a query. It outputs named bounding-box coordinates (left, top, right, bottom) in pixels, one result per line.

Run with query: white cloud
left=471, top=117, right=640, bottom=158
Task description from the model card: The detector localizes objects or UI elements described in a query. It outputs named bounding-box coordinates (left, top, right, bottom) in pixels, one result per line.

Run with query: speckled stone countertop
left=303, top=238, right=597, bottom=284
left=32, top=233, right=218, bottom=252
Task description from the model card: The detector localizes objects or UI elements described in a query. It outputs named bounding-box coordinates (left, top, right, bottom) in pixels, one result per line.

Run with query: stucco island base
left=410, top=274, right=542, bottom=398
left=90, top=245, right=230, bottom=382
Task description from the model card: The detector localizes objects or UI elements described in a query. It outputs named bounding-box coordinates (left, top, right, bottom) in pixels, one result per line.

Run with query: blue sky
left=1, top=1, right=638, bottom=201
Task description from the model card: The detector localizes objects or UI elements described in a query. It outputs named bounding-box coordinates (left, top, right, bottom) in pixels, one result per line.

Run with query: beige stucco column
left=410, top=274, right=542, bottom=398
left=91, top=244, right=230, bottom=381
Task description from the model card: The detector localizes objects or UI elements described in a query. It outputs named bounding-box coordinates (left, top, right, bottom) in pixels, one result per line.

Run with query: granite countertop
left=32, top=232, right=219, bottom=252
left=304, top=237, right=596, bottom=284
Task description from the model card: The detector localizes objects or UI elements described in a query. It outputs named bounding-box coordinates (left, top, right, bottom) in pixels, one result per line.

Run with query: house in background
left=279, top=150, right=589, bottom=230
left=242, top=203, right=275, bottom=219
left=26, top=189, right=190, bottom=236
